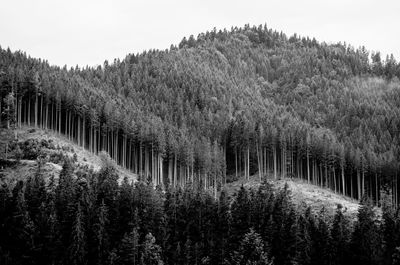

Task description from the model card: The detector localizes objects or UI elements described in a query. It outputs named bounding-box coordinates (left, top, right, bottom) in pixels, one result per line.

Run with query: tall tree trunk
left=174, top=154, right=177, bottom=187
left=82, top=117, right=86, bottom=148
left=333, top=166, right=337, bottom=193
left=34, top=92, right=38, bottom=127
left=357, top=169, right=361, bottom=200
left=256, top=142, right=261, bottom=181
left=235, top=147, right=238, bottom=179
left=58, top=104, right=61, bottom=134
left=375, top=173, right=378, bottom=205
left=341, top=163, right=345, bottom=196
left=0, top=97, right=2, bottom=125
left=45, top=100, right=48, bottom=130
left=28, top=99, right=31, bottom=126
left=168, top=156, right=173, bottom=187
left=362, top=168, right=365, bottom=197
left=139, top=142, right=142, bottom=177
left=273, top=145, right=277, bottom=180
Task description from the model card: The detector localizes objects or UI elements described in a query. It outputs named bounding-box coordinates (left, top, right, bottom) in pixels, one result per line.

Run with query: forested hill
left=1, top=24, right=400, bottom=202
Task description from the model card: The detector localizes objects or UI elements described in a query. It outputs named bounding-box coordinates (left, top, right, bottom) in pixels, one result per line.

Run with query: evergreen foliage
left=0, top=157, right=397, bottom=264
left=1, top=24, right=400, bottom=201
left=1, top=24, right=400, bottom=265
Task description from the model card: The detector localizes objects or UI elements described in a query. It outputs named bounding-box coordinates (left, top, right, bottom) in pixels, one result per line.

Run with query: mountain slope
left=1, top=24, right=400, bottom=203
left=225, top=175, right=361, bottom=220
left=0, top=126, right=137, bottom=183
left=0, top=125, right=362, bottom=221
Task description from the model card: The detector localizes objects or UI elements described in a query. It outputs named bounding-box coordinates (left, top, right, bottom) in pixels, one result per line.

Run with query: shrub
left=20, top=139, right=41, bottom=160
left=48, top=151, right=67, bottom=165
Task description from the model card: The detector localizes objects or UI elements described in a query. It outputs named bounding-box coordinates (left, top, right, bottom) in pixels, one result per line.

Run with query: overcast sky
left=1, top=0, right=399, bottom=67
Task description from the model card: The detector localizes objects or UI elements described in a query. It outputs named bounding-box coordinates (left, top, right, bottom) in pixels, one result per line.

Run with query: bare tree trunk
left=235, top=147, right=238, bottom=178
left=307, top=150, right=310, bottom=183
left=375, top=173, right=378, bottom=205
left=341, top=165, right=345, bottom=196
left=40, top=95, right=43, bottom=128
left=174, top=154, right=177, bottom=187
left=273, top=145, right=277, bottom=180
left=362, top=168, right=365, bottom=197
left=357, top=169, right=361, bottom=200
left=82, top=117, right=86, bottom=148
left=333, top=166, right=337, bottom=193
left=256, top=142, right=261, bottom=181
left=0, top=98, right=2, bottom=125
left=139, top=142, right=142, bottom=177
left=168, top=156, right=173, bottom=186
left=160, top=154, right=163, bottom=187
left=58, top=104, right=61, bottom=135
left=34, top=92, right=38, bottom=127
left=45, top=100, right=48, bottom=130
left=28, top=99, right=31, bottom=126
left=247, top=146, right=250, bottom=180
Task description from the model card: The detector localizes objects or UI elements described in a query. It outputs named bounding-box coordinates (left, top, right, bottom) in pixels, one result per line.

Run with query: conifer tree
left=350, top=196, right=382, bottom=265
left=230, top=186, right=250, bottom=249
left=141, top=233, right=164, bottom=265
left=118, top=228, right=140, bottom=265
left=96, top=201, right=110, bottom=265
left=330, top=204, right=350, bottom=265
left=230, top=228, right=272, bottom=265
left=69, top=202, right=87, bottom=265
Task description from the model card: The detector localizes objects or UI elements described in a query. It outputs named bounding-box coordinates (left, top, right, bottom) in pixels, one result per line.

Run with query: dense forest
left=1, top=24, right=400, bottom=202
left=1, top=154, right=400, bottom=265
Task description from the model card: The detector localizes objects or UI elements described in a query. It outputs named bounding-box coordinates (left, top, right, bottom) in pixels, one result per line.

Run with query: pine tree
left=350, top=196, right=382, bottom=265
left=382, top=192, right=399, bottom=265
left=55, top=158, right=77, bottom=251
left=25, top=167, right=47, bottom=222
left=230, top=228, right=273, bottom=265
left=296, top=212, right=312, bottom=265
left=141, top=233, right=164, bottom=265
left=270, top=183, right=297, bottom=265
left=96, top=201, right=110, bottom=265
left=69, top=202, right=87, bottom=265
left=311, top=208, right=331, bottom=265
left=117, top=177, right=135, bottom=240
left=212, top=189, right=231, bottom=264
left=230, top=186, right=250, bottom=249
left=7, top=181, right=35, bottom=264
left=330, top=204, right=350, bottom=265
left=118, top=228, right=140, bottom=265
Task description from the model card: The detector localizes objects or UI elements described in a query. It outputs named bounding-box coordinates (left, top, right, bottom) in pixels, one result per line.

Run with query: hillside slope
left=225, top=175, right=362, bottom=220
left=1, top=126, right=365, bottom=221
left=1, top=24, right=400, bottom=204
left=0, top=127, right=137, bottom=183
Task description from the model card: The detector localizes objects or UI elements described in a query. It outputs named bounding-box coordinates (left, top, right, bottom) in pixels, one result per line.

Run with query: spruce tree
left=69, top=202, right=87, bottom=265
left=96, top=201, right=110, bottom=265
left=141, top=233, right=164, bottom=265
left=230, top=228, right=272, bottom=265
left=330, top=204, right=350, bottom=265
left=350, top=196, right=382, bottom=265
left=118, top=228, right=140, bottom=265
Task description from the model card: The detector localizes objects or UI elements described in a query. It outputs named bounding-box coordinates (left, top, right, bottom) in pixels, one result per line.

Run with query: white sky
left=1, top=0, right=399, bottom=68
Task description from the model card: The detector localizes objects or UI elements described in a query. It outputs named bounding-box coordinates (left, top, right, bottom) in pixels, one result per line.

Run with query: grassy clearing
left=0, top=126, right=137, bottom=183
left=224, top=174, right=363, bottom=220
